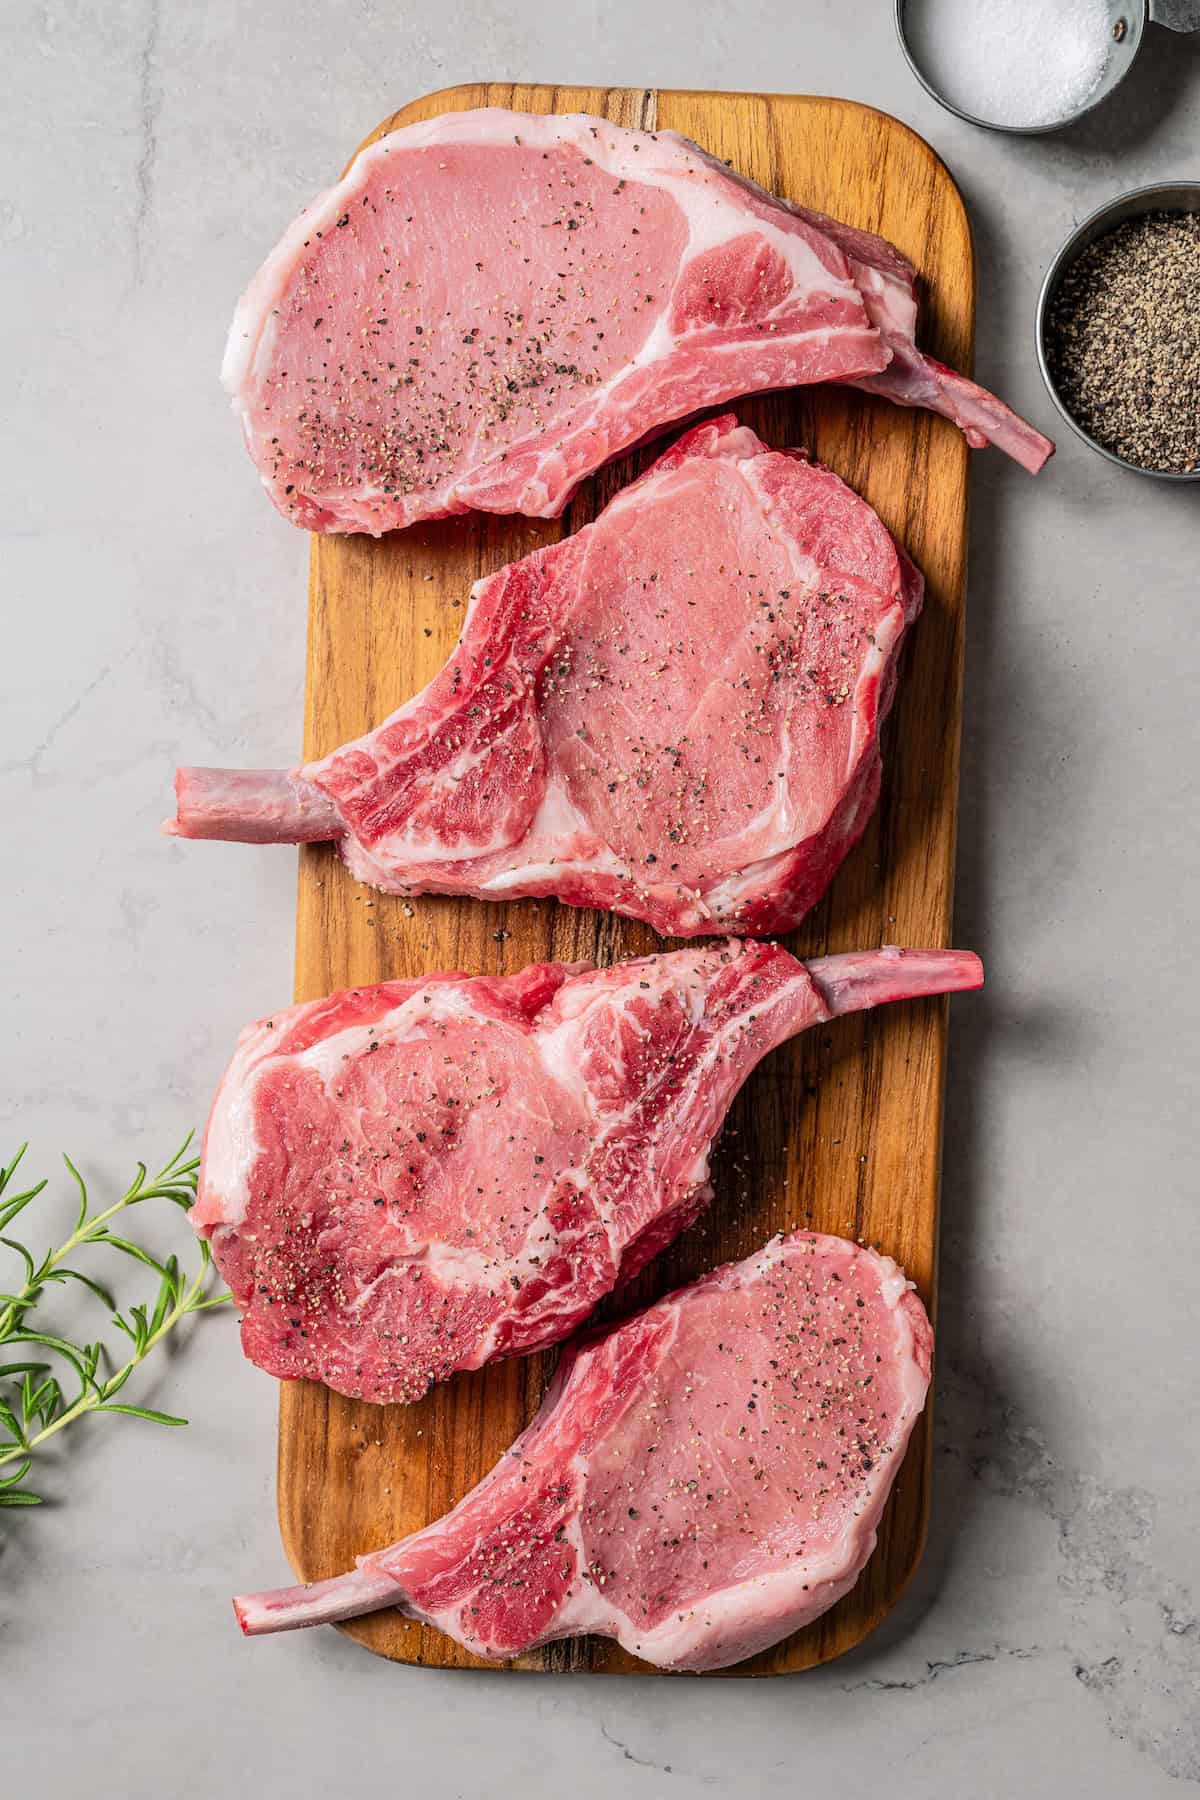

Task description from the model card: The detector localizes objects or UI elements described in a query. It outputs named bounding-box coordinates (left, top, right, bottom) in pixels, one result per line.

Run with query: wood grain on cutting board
left=280, top=82, right=974, bottom=1674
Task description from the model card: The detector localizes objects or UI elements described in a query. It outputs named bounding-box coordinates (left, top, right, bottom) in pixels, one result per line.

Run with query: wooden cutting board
left=281, top=81, right=974, bottom=1674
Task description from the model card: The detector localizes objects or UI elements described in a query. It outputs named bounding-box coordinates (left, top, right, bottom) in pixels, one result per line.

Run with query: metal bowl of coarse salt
left=896, top=0, right=1200, bottom=136
left=1036, top=182, right=1200, bottom=481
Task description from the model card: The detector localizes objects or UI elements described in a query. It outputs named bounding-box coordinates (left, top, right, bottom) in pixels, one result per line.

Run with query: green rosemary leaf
left=25, top=1379, right=61, bottom=1430
left=7, top=1330, right=92, bottom=1387
left=62, top=1154, right=90, bottom=1237
left=0, top=1237, right=37, bottom=1288
left=0, top=1151, right=49, bottom=1233
left=0, top=1191, right=43, bottom=1232
left=148, top=1280, right=176, bottom=1337
left=0, top=1145, right=29, bottom=1193
left=49, top=1267, right=119, bottom=1310
left=94, top=1235, right=170, bottom=1277
left=94, top=1404, right=188, bottom=1427
left=0, top=1489, right=43, bottom=1506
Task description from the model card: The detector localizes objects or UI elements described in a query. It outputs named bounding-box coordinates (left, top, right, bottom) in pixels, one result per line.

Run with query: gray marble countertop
left=4, top=2, right=1198, bottom=1793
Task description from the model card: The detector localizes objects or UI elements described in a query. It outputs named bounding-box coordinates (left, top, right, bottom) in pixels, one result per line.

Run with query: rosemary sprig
left=0, top=1134, right=229, bottom=1505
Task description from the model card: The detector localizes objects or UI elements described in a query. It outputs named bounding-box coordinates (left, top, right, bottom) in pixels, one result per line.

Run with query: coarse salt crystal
left=905, top=0, right=1113, bottom=128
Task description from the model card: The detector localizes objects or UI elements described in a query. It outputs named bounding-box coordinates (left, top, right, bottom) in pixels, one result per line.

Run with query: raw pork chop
left=233, top=1230, right=932, bottom=1671
left=223, top=107, right=1052, bottom=536
left=193, top=941, right=980, bottom=1405
left=167, top=416, right=923, bottom=938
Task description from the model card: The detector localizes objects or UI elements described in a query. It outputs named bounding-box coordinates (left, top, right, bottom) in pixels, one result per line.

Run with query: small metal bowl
left=1035, top=181, right=1200, bottom=481
left=895, top=0, right=1144, bottom=135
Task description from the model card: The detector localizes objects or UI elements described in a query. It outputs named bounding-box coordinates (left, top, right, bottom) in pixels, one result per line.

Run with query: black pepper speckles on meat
left=261, top=166, right=665, bottom=517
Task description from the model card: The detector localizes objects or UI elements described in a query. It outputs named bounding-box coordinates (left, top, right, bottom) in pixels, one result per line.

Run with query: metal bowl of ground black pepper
left=1036, top=183, right=1200, bottom=479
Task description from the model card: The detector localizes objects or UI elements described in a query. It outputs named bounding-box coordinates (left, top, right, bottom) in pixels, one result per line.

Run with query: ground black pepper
left=1044, top=210, right=1200, bottom=473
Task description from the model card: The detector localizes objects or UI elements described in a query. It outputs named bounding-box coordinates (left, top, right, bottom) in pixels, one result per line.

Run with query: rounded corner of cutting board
left=764, top=92, right=975, bottom=338
left=379, top=80, right=490, bottom=127
left=347, top=82, right=488, bottom=164
left=283, top=79, right=972, bottom=1679
left=813, top=95, right=972, bottom=210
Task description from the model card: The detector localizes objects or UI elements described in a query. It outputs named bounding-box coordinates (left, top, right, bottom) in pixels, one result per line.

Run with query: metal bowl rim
left=1035, top=179, right=1200, bottom=481
left=893, top=0, right=1145, bottom=136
